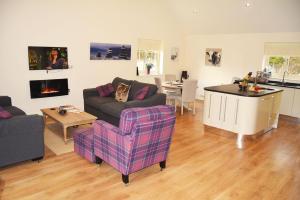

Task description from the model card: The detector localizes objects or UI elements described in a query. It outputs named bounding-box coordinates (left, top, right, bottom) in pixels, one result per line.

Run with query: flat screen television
left=28, top=46, right=68, bottom=70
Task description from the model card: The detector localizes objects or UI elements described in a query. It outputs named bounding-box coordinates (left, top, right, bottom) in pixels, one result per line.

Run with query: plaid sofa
left=93, top=105, right=176, bottom=184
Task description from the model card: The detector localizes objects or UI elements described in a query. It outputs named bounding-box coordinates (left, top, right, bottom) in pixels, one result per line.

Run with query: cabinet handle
left=223, top=96, right=227, bottom=122
left=219, top=96, right=223, bottom=120
left=208, top=94, right=212, bottom=118
left=235, top=99, right=239, bottom=125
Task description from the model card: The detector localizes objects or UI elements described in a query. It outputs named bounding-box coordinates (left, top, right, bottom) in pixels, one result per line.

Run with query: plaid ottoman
left=73, top=127, right=95, bottom=163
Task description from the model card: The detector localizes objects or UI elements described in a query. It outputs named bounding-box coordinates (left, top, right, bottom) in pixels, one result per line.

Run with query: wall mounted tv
left=28, top=46, right=68, bottom=70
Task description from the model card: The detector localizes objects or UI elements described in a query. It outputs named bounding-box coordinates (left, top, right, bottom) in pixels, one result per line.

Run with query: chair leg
left=181, top=102, right=184, bottom=115
left=122, top=174, right=129, bottom=185
left=95, top=156, right=103, bottom=165
left=160, top=160, right=166, bottom=170
left=193, top=101, right=196, bottom=115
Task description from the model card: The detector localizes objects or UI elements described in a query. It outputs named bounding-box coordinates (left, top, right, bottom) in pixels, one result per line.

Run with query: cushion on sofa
left=0, top=106, right=12, bottom=119
left=112, top=77, right=132, bottom=92
left=2, top=106, right=26, bottom=116
left=128, top=81, right=158, bottom=100
left=115, top=83, right=130, bottom=102
left=134, top=86, right=150, bottom=100
left=96, top=83, right=114, bottom=97
left=85, top=96, right=116, bottom=110
left=99, top=102, right=127, bottom=118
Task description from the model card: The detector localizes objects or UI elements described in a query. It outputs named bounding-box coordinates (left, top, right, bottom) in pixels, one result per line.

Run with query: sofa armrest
left=83, top=88, right=98, bottom=100
left=0, top=96, right=12, bottom=107
left=125, top=93, right=166, bottom=108
left=0, top=114, right=44, bottom=137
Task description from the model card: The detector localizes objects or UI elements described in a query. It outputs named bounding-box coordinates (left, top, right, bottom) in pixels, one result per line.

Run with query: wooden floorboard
left=0, top=101, right=299, bottom=200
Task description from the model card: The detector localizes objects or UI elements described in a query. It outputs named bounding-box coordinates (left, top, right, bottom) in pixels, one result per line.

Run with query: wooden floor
left=1, top=101, right=300, bottom=200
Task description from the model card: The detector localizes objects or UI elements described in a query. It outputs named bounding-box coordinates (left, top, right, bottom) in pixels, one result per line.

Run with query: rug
left=44, top=122, right=91, bottom=155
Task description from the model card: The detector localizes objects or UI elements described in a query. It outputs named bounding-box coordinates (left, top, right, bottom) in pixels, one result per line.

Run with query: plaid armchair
left=93, top=105, right=176, bottom=184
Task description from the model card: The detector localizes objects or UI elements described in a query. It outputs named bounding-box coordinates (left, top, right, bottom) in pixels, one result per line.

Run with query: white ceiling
left=165, top=0, right=300, bottom=35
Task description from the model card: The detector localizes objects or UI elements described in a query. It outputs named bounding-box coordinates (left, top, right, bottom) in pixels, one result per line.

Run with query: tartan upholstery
left=73, top=127, right=95, bottom=163
left=93, top=105, right=176, bottom=175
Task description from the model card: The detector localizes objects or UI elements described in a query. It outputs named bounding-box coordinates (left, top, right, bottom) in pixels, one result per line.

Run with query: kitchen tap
left=282, top=71, right=288, bottom=85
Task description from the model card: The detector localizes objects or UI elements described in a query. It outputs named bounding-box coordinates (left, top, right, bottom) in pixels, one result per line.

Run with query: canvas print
left=205, top=48, right=222, bottom=66
left=28, top=46, right=68, bottom=70
left=90, top=43, right=131, bottom=60
left=171, top=47, right=179, bottom=61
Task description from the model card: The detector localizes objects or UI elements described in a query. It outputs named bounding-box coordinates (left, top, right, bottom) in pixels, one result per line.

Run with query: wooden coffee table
left=41, top=106, right=97, bottom=144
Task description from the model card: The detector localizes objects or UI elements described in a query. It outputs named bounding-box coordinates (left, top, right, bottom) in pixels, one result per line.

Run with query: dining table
left=161, top=81, right=183, bottom=90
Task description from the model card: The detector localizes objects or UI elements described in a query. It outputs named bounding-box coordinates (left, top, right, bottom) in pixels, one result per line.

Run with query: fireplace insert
left=30, top=78, right=69, bottom=99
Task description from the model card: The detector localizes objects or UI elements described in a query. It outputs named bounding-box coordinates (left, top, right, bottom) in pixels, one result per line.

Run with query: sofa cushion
left=0, top=106, right=12, bottom=119
left=85, top=96, right=116, bottom=110
left=115, top=83, right=130, bottom=102
left=3, top=106, right=26, bottom=116
left=134, top=86, right=150, bottom=100
left=112, top=77, right=132, bottom=91
left=96, top=83, right=114, bottom=97
left=128, top=81, right=158, bottom=100
left=99, top=102, right=127, bottom=118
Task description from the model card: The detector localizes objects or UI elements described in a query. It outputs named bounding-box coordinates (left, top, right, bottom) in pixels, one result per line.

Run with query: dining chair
left=165, top=74, right=177, bottom=82
left=154, top=77, right=178, bottom=108
left=175, top=80, right=198, bottom=115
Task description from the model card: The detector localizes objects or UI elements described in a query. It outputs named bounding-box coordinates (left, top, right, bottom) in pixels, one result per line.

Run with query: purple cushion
left=96, top=83, right=114, bottom=97
left=0, top=106, right=12, bottom=119
left=134, top=86, right=150, bottom=100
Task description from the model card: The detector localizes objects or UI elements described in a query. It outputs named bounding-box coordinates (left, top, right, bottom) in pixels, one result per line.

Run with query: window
left=263, top=43, right=300, bottom=80
left=137, top=39, right=163, bottom=76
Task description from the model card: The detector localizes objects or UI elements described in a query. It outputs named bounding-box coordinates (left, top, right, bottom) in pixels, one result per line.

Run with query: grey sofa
left=83, top=77, right=166, bottom=126
left=0, top=96, right=44, bottom=167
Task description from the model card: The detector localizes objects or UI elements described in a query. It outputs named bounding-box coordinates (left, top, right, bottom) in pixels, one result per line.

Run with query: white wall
left=0, top=0, right=182, bottom=114
left=182, top=32, right=300, bottom=98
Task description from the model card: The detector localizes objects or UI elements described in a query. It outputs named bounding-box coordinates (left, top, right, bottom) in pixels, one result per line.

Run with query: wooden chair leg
left=122, top=174, right=129, bottom=185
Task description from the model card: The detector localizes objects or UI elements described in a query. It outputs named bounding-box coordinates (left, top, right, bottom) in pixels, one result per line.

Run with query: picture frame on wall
left=205, top=48, right=222, bottom=67
left=28, top=46, right=68, bottom=70
left=171, top=47, right=179, bottom=61
left=90, top=42, right=131, bottom=60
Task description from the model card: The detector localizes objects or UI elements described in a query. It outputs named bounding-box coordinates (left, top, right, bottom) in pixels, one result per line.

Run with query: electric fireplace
left=30, top=78, right=69, bottom=99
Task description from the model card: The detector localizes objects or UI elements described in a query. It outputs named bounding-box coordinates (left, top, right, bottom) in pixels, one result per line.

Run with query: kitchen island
left=203, top=84, right=283, bottom=149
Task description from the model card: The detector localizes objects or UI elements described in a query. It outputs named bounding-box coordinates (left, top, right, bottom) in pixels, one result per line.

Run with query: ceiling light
left=193, top=9, right=200, bottom=14
left=244, top=0, right=253, bottom=8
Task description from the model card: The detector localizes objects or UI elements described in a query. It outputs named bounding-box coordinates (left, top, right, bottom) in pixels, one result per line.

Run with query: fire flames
left=41, top=87, right=59, bottom=94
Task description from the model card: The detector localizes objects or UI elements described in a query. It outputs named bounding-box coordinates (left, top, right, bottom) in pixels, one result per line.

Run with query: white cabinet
left=260, top=85, right=298, bottom=118
left=203, top=91, right=238, bottom=130
left=292, top=89, right=300, bottom=118
left=203, top=90, right=282, bottom=135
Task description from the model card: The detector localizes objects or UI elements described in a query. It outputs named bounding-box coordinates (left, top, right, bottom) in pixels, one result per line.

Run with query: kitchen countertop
left=204, top=84, right=283, bottom=97
left=234, top=80, right=300, bottom=89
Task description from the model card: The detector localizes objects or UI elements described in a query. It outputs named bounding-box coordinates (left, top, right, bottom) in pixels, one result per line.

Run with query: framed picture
left=90, top=43, right=131, bottom=60
left=171, top=47, right=179, bottom=61
left=28, top=46, right=68, bottom=70
left=205, top=48, right=222, bottom=66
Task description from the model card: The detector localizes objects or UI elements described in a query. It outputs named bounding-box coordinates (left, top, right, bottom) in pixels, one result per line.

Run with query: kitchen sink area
left=263, top=80, right=300, bottom=89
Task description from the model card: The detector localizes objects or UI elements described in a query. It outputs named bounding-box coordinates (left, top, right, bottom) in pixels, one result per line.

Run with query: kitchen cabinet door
left=220, top=94, right=238, bottom=131
left=203, top=91, right=222, bottom=128
left=292, top=89, right=300, bottom=118
left=264, top=85, right=295, bottom=116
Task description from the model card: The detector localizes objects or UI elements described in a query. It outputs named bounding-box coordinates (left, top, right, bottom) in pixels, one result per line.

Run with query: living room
left=1, top=0, right=300, bottom=199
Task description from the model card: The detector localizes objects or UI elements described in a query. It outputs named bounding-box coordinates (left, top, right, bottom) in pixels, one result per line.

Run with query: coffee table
left=41, top=106, right=97, bottom=144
